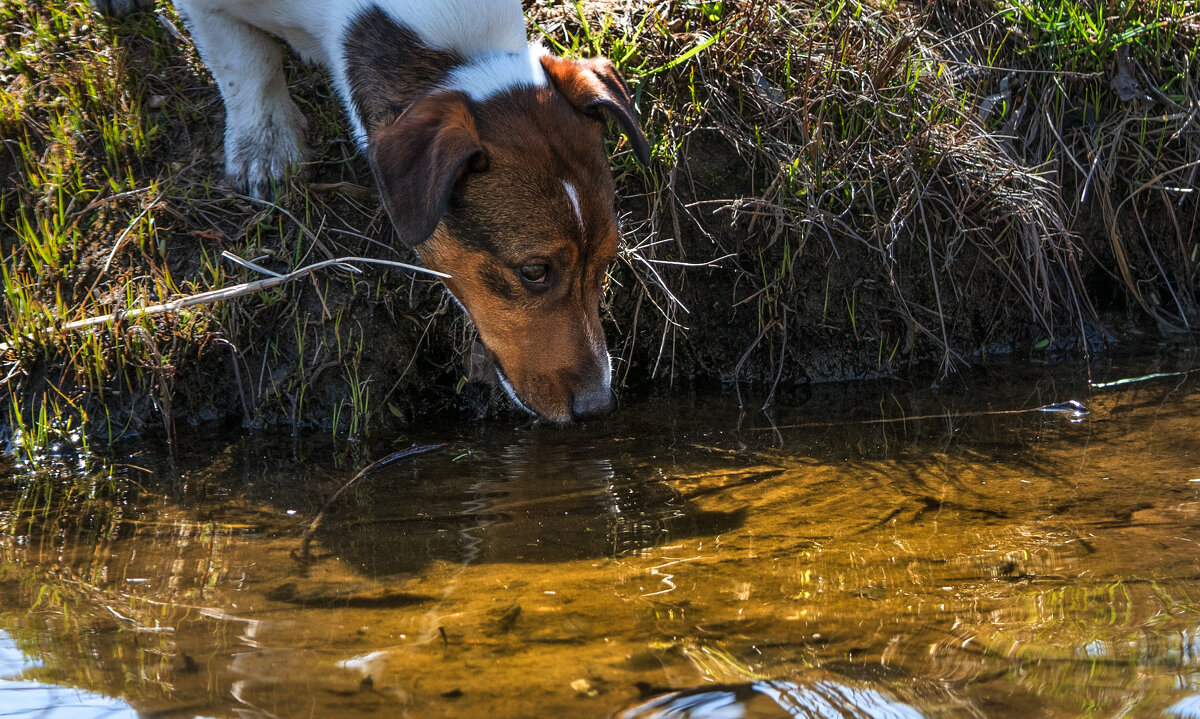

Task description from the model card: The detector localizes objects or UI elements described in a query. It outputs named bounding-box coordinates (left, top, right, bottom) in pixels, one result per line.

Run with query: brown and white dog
left=95, top=0, right=649, bottom=423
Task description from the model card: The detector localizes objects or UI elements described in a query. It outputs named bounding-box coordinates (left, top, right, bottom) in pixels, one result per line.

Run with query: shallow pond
left=2, top=357, right=1200, bottom=718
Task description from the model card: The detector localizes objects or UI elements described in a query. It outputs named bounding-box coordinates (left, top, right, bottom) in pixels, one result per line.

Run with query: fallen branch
left=58, top=254, right=449, bottom=333
left=294, top=443, right=447, bottom=562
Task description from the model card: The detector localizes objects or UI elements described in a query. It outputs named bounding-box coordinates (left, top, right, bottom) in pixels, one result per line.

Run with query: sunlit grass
left=1, top=0, right=1196, bottom=452
left=0, top=0, right=385, bottom=450
left=1002, top=1, right=1194, bottom=72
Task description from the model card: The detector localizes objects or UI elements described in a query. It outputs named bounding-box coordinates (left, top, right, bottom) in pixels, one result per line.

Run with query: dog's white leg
left=175, top=0, right=307, bottom=197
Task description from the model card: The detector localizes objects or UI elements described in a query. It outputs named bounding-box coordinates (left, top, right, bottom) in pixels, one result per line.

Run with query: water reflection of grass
left=0, top=472, right=249, bottom=709
left=0, top=557, right=179, bottom=703
left=0, top=378, right=1198, bottom=715
left=982, top=580, right=1200, bottom=665
left=924, top=578, right=1200, bottom=715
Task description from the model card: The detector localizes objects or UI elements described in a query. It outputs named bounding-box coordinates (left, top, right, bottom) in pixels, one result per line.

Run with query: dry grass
left=550, top=0, right=1198, bottom=395
left=1, top=0, right=1197, bottom=454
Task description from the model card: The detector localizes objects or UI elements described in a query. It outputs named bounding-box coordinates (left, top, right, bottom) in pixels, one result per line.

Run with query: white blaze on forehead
left=562, top=180, right=585, bottom=233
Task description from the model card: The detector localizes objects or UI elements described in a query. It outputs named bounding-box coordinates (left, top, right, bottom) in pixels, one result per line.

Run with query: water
left=1, top=359, right=1199, bottom=718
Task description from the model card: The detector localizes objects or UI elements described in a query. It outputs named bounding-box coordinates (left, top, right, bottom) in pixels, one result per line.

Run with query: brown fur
left=540, top=55, right=651, bottom=166
left=371, top=92, right=489, bottom=247
left=409, top=87, right=620, bottom=422
left=344, top=8, right=462, bottom=133
left=356, top=26, right=648, bottom=421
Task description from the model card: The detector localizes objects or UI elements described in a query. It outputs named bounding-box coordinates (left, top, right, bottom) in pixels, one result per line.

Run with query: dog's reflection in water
left=313, top=439, right=745, bottom=575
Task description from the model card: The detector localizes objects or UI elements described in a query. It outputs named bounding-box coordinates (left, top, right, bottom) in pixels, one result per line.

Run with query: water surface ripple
left=2, top=362, right=1199, bottom=717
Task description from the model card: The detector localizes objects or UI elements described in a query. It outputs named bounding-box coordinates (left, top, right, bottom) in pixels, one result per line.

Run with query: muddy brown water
left=2, top=358, right=1199, bottom=718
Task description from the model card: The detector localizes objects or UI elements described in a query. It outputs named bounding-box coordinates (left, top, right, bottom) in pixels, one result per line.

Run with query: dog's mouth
left=466, top=339, right=500, bottom=387
left=467, top=340, right=537, bottom=418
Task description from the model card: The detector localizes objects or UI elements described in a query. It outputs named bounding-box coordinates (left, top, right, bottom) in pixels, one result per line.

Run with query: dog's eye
left=519, top=264, right=548, bottom=283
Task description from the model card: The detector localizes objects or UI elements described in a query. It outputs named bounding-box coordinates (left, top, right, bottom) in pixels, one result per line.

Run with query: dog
left=93, top=0, right=650, bottom=423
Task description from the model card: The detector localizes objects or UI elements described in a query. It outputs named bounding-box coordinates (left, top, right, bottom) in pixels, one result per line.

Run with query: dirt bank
left=1, top=1, right=1197, bottom=443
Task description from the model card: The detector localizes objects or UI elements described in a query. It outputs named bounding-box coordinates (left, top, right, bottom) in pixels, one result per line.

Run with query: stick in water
left=295, top=443, right=447, bottom=561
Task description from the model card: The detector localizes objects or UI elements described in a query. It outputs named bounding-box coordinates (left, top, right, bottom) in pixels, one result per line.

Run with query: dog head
left=370, top=56, right=649, bottom=423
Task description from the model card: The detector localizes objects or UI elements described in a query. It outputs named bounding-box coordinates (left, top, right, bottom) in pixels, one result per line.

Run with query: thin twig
left=57, top=255, right=449, bottom=333
left=233, top=193, right=336, bottom=260
left=295, top=443, right=446, bottom=561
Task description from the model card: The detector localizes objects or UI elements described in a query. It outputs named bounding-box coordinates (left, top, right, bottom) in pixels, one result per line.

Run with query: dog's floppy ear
left=540, top=55, right=651, bottom=165
left=370, top=91, right=488, bottom=247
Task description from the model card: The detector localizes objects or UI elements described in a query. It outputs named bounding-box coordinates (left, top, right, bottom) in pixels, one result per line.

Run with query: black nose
left=570, top=385, right=612, bottom=421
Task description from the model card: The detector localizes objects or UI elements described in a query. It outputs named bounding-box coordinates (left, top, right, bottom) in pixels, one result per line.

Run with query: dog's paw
left=223, top=104, right=308, bottom=198
left=89, top=0, right=155, bottom=17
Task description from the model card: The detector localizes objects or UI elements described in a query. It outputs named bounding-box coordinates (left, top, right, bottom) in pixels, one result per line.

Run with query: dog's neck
left=342, top=8, right=460, bottom=139
left=340, top=6, right=547, bottom=145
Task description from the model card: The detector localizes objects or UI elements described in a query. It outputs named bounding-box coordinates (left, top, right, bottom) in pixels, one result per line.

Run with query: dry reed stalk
left=57, top=254, right=448, bottom=333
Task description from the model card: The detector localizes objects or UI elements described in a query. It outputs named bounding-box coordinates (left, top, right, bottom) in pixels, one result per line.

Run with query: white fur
left=442, top=44, right=548, bottom=101
left=562, top=180, right=584, bottom=232
left=174, top=0, right=309, bottom=195
left=586, top=319, right=611, bottom=400
left=172, top=0, right=539, bottom=185
left=177, top=0, right=528, bottom=65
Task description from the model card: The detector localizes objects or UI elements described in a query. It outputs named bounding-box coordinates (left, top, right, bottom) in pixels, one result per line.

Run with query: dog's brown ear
left=370, top=91, right=488, bottom=247
left=540, top=56, right=651, bottom=165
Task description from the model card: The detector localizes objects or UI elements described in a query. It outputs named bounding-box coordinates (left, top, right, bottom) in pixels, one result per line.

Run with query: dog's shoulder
left=368, top=0, right=528, bottom=56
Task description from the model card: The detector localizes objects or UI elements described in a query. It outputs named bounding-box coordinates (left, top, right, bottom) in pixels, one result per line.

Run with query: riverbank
left=2, top=0, right=1197, bottom=446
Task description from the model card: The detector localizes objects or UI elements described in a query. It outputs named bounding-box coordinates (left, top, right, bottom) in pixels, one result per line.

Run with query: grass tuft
left=1, top=0, right=1197, bottom=448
